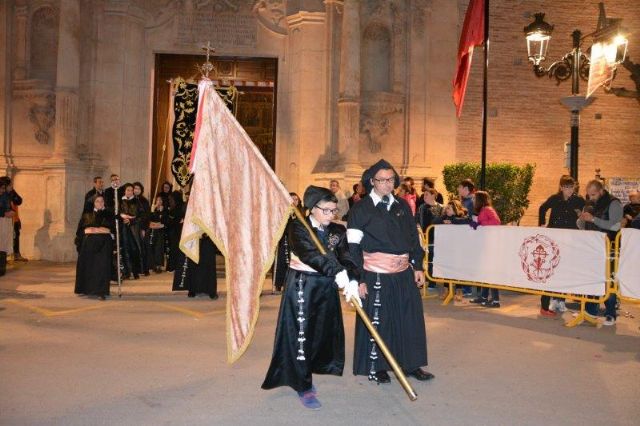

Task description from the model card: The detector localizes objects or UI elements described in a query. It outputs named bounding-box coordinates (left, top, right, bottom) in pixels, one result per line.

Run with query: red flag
left=453, top=0, right=485, bottom=117
left=181, top=80, right=292, bottom=363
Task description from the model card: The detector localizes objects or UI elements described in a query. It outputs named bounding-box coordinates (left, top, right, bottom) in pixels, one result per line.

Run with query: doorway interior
left=151, top=54, right=277, bottom=197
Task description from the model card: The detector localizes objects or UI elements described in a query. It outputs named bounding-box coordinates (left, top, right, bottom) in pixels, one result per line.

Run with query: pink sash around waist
left=363, top=251, right=410, bottom=274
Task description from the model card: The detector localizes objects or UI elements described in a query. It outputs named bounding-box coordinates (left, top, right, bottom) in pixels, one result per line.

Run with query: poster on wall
left=607, top=177, right=640, bottom=205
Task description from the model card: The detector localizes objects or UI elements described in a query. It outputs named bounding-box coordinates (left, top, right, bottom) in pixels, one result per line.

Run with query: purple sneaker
left=297, top=389, right=321, bottom=410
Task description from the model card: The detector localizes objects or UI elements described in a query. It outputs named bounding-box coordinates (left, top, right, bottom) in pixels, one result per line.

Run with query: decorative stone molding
left=360, top=91, right=404, bottom=153
left=286, top=11, right=325, bottom=28
left=28, top=94, right=56, bottom=145
left=12, top=80, right=57, bottom=145
left=253, top=0, right=288, bottom=34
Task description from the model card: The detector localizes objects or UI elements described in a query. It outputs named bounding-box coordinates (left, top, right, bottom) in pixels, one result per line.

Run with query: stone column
left=1, top=0, right=13, bottom=173
left=324, top=0, right=342, bottom=159
left=284, top=10, right=328, bottom=193
left=51, top=0, right=81, bottom=161
left=13, top=0, right=28, bottom=80
left=337, top=0, right=360, bottom=174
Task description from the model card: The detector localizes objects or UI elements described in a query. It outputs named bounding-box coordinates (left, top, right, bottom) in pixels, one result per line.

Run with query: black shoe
left=154, top=267, right=162, bottom=274
left=209, top=294, right=219, bottom=300
left=133, top=274, right=140, bottom=280
left=482, top=300, right=500, bottom=308
left=187, top=292, right=196, bottom=298
left=470, top=297, right=487, bottom=304
left=143, top=271, right=150, bottom=276
left=407, top=368, right=435, bottom=381
left=369, top=371, right=391, bottom=384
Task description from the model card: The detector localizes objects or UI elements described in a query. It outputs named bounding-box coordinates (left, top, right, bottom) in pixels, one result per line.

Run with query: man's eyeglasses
left=315, top=206, right=339, bottom=215
left=373, top=177, right=395, bottom=184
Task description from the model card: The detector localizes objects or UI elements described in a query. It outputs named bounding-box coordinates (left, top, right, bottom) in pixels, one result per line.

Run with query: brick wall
left=455, top=0, right=640, bottom=225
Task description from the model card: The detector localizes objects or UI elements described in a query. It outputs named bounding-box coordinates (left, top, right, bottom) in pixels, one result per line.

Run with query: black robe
left=135, top=195, right=151, bottom=274
left=272, top=215, right=295, bottom=291
left=75, top=210, right=114, bottom=297
left=167, top=202, right=186, bottom=272
left=119, top=198, right=144, bottom=277
left=262, top=217, right=359, bottom=393
left=172, top=235, right=218, bottom=296
left=347, top=195, right=428, bottom=377
left=147, top=208, right=168, bottom=270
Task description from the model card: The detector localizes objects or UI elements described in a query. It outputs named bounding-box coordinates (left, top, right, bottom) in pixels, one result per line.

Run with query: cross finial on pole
left=199, top=41, right=215, bottom=78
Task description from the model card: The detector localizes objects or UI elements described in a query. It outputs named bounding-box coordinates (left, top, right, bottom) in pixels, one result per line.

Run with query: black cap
left=361, top=159, right=400, bottom=192
left=303, top=185, right=334, bottom=210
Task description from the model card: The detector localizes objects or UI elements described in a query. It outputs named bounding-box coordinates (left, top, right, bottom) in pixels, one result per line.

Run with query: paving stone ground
left=1, top=261, right=639, bottom=425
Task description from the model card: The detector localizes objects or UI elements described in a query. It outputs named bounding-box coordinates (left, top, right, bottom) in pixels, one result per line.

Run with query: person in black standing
left=538, top=175, right=585, bottom=317
left=75, top=195, right=114, bottom=300
left=2, top=177, right=25, bottom=261
left=167, top=191, right=186, bottom=273
left=83, top=176, right=105, bottom=213
left=173, top=234, right=219, bottom=299
left=147, top=195, right=168, bottom=273
left=348, top=159, right=433, bottom=384
left=119, top=183, right=143, bottom=279
left=133, top=182, right=151, bottom=276
left=159, top=181, right=173, bottom=209
left=104, top=174, right=123, bottom=212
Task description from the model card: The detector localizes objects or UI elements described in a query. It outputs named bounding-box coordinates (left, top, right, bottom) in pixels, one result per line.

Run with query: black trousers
left=13, top=221, right=20, bottom=255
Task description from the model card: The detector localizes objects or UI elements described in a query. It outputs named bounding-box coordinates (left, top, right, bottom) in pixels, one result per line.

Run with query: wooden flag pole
left=292, top=208, right=418, bottom=401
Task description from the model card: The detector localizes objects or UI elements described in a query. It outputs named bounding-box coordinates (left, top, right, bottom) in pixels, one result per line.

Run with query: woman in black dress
left=120, top=183, right=144, bottom=279
left=262, top=186, right=360, bottom=409
left=133, top=182, right=151, bottom=276
left=75, top=195, right=114, bottom=300
left=147, top=195, right=168, bottom=273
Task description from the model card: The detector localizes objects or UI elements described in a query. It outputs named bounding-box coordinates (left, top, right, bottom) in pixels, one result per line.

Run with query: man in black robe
left=348, top=159, right=434, bottom=383
left=104, top=174, right=124, bottom=212
left=83, top=176, right=105, bottom=213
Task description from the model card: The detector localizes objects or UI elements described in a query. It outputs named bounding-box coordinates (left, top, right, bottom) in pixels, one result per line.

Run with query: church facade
left=1, top=0, right=638, bottom=260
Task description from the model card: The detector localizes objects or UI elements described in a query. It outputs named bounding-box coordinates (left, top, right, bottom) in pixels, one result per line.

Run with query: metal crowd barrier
left=421, top=224, right=616, bottom=327
left=614, top=231, right=640, bottom=305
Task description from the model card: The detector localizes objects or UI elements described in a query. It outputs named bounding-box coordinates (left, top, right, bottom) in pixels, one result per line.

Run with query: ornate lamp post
left=524, top=3, right=628, bottom=181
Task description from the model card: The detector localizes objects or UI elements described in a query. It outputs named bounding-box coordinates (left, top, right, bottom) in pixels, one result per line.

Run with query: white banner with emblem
left=433, top=225, right=607, bottom=296
left=618, top=228, right=640, bottom=300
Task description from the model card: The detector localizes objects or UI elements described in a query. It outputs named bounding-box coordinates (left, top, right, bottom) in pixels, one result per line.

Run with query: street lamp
left=523, top=2, right=628, bottom=181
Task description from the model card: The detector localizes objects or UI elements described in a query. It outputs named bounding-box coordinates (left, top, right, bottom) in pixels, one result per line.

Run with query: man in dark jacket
left=577, top=179, right=622, bottom=326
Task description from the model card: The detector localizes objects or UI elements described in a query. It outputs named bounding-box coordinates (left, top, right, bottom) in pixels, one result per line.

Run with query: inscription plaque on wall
left=177, top=13, right=257, bottom=48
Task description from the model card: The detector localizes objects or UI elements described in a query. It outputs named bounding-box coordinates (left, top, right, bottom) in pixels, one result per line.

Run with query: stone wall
left=0, top=0, right=638, bottom=260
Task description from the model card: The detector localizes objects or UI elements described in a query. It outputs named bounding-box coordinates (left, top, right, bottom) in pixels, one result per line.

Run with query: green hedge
left=442, top=162, right=535, bottom=225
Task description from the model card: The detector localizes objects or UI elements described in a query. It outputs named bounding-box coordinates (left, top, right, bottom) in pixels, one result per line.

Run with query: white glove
left=343, top=280, right=362, bottom=307
left=334, top=269, right=349, bottom=289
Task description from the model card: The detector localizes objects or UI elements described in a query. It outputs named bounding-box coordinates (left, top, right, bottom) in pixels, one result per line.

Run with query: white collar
left=309, top=215, right=325, bottom=231
left=370, top=190, right=395, bottom=210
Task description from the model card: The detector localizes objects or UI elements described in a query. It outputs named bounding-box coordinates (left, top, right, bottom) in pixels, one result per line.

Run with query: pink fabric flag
left=181, top=80, right=292, bottom=363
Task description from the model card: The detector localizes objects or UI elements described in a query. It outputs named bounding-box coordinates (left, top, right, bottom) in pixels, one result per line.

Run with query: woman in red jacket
left=470, top=191, right=502, bottom=307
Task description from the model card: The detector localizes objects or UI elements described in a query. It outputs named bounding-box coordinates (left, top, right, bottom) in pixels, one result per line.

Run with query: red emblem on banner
left=519, top=234, right=561, bottom=283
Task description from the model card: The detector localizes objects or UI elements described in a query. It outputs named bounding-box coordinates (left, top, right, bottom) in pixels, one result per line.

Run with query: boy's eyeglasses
left=315, top=206, right=339, bottom=215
